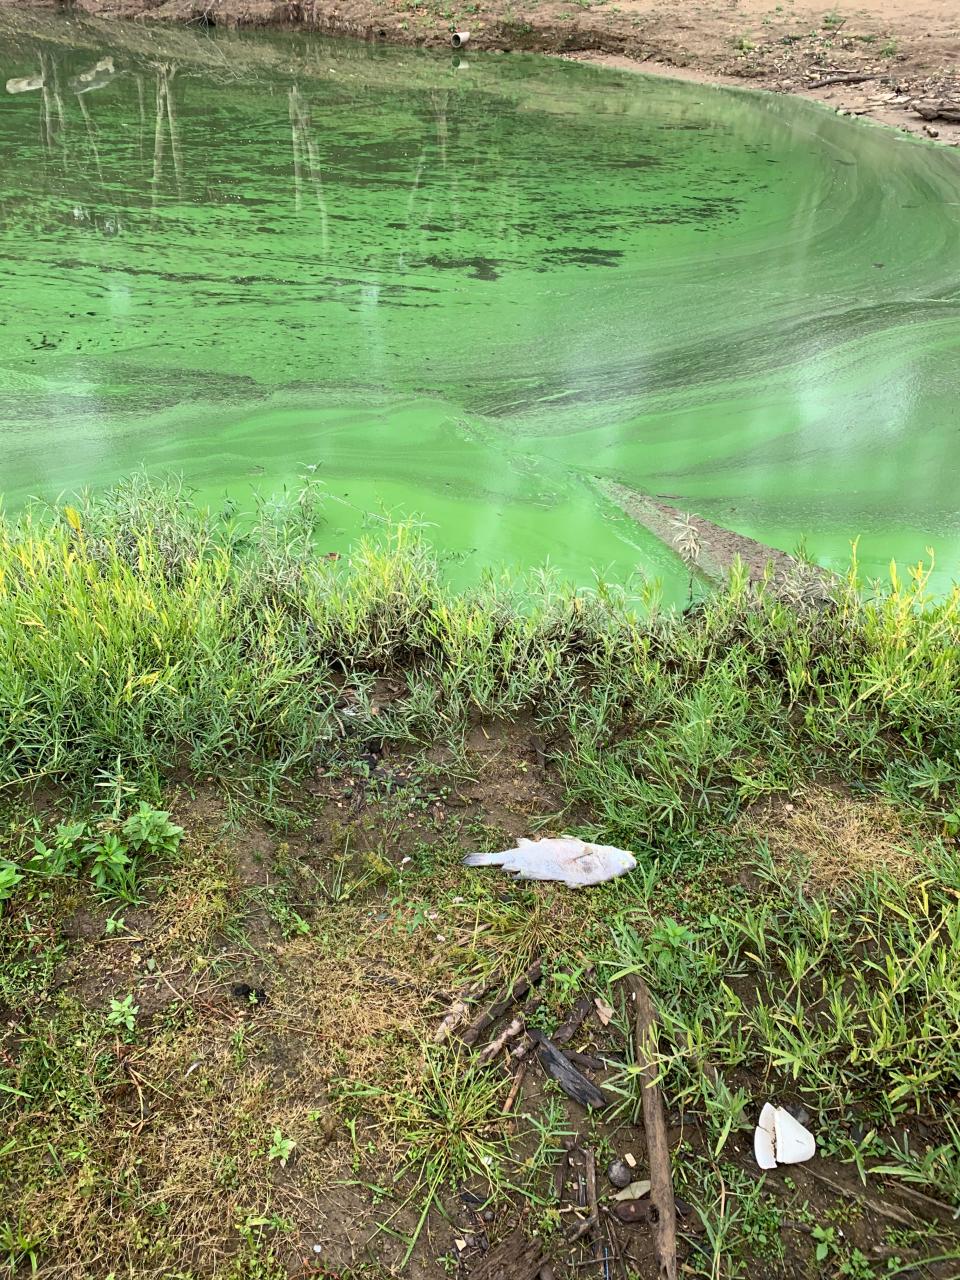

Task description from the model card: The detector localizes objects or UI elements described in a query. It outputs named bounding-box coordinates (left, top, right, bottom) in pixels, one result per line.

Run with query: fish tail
left=462, top=852, right=505, bottom=867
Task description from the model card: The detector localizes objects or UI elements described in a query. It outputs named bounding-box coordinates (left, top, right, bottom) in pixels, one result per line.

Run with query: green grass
left=1, top=478, right=960, bottom=1276
left=3, top=477, right=960, bottom=832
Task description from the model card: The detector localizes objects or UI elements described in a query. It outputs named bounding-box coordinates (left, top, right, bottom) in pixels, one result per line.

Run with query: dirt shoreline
left=9, top=0, right=959, bottom=145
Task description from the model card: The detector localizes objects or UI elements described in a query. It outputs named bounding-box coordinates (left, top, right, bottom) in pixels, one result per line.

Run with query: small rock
left=607, top=1159, right=633, bottom=1188
left=925, top=125, right=940, bottom=137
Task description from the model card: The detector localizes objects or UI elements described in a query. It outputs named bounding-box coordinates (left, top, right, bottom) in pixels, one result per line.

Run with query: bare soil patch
left=735, top=783, right=923, bottom=888
left=3, top=734, right=959, bottom=1278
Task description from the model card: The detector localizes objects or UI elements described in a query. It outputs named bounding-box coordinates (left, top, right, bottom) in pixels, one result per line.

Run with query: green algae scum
left=1, top=15, right=960, bottom=594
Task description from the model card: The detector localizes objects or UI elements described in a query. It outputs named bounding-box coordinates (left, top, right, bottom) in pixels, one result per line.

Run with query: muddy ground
left=3, top=727, right=959, bottom=1278
left=11, top=0, right=960, bottom=145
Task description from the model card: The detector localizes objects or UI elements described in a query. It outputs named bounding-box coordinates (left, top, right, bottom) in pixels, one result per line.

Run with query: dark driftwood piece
left=628, top=977, right=678, bottom=1280
left=565, top=1050, right=609, bottom=1071
left=468, top=1231, right=548, bottom=1280
left=461, top=962, right=544, bottom=1047
left=529, top=1029, right=608, bottom=1109
left=552, top=993, right=594, bottom=1045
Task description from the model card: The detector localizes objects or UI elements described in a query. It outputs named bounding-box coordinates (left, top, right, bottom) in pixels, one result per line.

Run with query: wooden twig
left=805, top=1169, right=919, bottom=1229
left=553, top=1146, right=569, bottom=1204
left=510, top=1033, right=534, bottom=1063
left=434, top=996, right=470, bottom=1043
left=478, top=1015, right=525, bottom=1064
left=871, top=1180, right=960, bottom=1232
left=628, top=977, right=678, bottom=1280
left=461, top=961, right=543, bottom=1047
left=503, top=1061, right=529, bottom=1115
left=585, top=1147, right=600, bottom=1259
left=552, top=993, right=594, bottom=1046
left=478, top=998, right=542, bottom=1065
left=434, top=974, right=500, bottom=1042
left=566, top=1213, right=598, bottom=1244
left=565, top=1050, right=611, bottom=1072
left=602, top=1210, right=630, bottom=1280
left=807, top=73, right=875, bottom=89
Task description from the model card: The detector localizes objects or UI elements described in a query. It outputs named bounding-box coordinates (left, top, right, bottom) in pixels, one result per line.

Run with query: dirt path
left=16, top=0, right=958, bottom=144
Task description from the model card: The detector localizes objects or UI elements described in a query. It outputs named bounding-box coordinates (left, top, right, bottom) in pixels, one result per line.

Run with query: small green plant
left=0, top=1215, right=43, bottom=1274
left=26, top=819, right=86, bottom=877
left=104, top=912, right=126, bottom=936
left=122, top=802, right=184, bottom=858
left=0, top=860, right=23, bottom=904
left=813, top=1224, right=838, bottom=1262
left=106, top=993, right=139, bottom=1033
left=267, top=1129, right=296, bottom=1167
left=87, top=831, right=138, bottom=899
left=880, top=38, right=898, bottom=57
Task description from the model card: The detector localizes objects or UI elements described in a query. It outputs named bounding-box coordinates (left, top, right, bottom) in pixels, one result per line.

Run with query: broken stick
left=478, top=998, right=542, bottom=1065
left=627, top=977, right=678, bottom=1280
left=584, top=1146, right=600, bottom=1260
left=552, top=992, right=594, bottom=1046
left=503, top=1060, right=529, bottom=1114
left=461, top=961, right=543, bottom=1047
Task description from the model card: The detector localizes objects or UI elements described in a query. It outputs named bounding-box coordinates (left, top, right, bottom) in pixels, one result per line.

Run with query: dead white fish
left=754, top=1102, right=816, bottom=1170
left=6, top=76, right=44, bottom=94
left=463, top=836, right=637, bottom=888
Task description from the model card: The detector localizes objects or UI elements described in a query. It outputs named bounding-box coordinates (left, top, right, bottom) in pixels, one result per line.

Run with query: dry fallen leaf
left=594, top=996, right=614, bottom=1025
left=612, top=1180, right=651, bottom=1201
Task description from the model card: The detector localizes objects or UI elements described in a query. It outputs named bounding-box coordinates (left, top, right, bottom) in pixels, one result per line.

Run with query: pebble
left=607, top=1159, right=633, bottom=1189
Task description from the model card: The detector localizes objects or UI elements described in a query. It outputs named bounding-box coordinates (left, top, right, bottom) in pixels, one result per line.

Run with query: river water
left=1, top=16, right=959, bottom=595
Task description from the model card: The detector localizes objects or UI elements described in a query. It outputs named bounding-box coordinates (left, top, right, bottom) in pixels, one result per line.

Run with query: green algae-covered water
left=2, top=16, right=960, bottom=595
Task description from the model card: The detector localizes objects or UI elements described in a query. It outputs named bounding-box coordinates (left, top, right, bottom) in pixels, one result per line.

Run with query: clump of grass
left=342, top=1047, right=518, bottom=1262
left=3, top=478, right=960, bottom=855
left=607, top=837, right=960, bottom=1177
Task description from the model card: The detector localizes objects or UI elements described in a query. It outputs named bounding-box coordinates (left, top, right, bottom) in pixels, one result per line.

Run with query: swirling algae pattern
left=1, top=19, right=959, bottom=596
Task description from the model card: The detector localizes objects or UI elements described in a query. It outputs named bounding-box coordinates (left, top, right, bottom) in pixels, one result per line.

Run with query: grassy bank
left=0, top=480, right=958, bottom=1278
